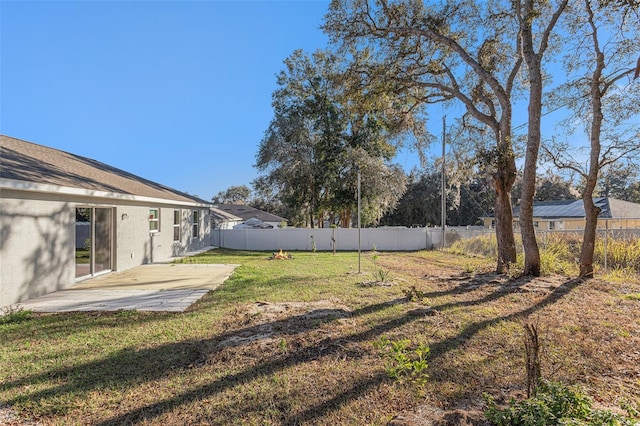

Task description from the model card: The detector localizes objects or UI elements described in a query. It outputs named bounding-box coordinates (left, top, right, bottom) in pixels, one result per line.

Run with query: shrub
left=484, top=380, right=640, bottom=426
left=0, top=305, right=33, bottom=325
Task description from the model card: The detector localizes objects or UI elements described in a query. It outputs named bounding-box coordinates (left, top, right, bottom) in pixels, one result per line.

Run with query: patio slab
left=16, top=263, right=239, bottom=313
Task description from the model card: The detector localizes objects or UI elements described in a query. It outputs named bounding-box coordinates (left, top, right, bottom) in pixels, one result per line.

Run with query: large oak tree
left=324, top=0, right=525, bottom=272
left=254, top=49, right=407, bottom=227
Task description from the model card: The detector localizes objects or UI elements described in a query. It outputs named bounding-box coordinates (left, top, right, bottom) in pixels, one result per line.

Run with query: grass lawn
left=1, top=249, right=639, bottom=425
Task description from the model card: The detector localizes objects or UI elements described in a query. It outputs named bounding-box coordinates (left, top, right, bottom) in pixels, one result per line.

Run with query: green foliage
left=0, top=305, right=33, bottom=325
left=212, top=185, right=251, bottom=204
left=484, top=380, right=640, bottom=426
left=253, top=49, right=407, bottom=228
left=278, top=338, right=288, bottom=354
left=373, top=336, right=430, bottom=392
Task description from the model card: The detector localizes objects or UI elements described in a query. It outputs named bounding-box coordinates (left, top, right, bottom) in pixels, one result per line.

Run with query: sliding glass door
left=76, top=207, right=113, bottom=279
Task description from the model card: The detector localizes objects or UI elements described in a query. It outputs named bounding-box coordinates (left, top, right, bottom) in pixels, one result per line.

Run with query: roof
left=1, top=135, right=210, bottom=206
left=210, top=207, right=242, bottom=222
left=213, top=203, right=287, bottom=223
left=507, top=198, right=640, bottom=219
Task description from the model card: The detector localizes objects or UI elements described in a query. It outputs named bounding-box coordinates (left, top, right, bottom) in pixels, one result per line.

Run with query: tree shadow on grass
left=5, top=276, right=583, bottom=425
left=422, top=272, right=522, bottom=299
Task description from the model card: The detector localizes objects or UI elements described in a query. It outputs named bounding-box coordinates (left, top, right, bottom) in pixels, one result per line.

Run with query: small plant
left=330, top=224, right=337, bottom=255
left=483, top=380, right=640, bottom=426
left=373, top=336, right=430, bottom=393
left=523, top=322, right=541, bottom=398
left=0, top=305, right=33, bottom=325
left=278, top=338, right=288, bottom=354
left=403, top=286, right=426, bottom=302
left=310, top=235, right=317, bottom=254
left=373, top=267, right=392, bottom=283
left=370, top=246, right=392, bottom=282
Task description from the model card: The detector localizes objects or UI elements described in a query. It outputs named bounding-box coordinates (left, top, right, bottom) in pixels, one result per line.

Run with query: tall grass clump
left=594, top=235, right=640, bottom=272
left=448, top=232, right=640, bottom=277
left=538, top=233, right=580, bottom=276
left=447, top=234, right=500, bottom=258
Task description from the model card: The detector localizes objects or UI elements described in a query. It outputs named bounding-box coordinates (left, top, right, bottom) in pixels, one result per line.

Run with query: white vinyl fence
left=211, top=226, right=491, bottom=251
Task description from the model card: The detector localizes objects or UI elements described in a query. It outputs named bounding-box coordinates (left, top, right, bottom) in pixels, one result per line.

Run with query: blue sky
left=1, top=0, right=336, bottom=200
left=4, top=1, right=623, bottom=203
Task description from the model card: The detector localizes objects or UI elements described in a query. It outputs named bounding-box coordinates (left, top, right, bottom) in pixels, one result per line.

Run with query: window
left=173, top=210, right=181, bottom=241
left=192, top=210, right=199, bottom=239
left=149, top=208, right=160, bottom=232
left=549, top=221, right=556, bottom=230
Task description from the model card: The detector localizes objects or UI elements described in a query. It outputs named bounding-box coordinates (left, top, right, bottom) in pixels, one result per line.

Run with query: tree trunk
left=579, top=0, right=605, bottom=279
left=518, top=0, right=561, bottom=277
left=520, top=53, right=541, bottom=276
left=340, top=208, right=352, bottom=228
left=520, top=90, right=541, bottom=276
left=494, top=175, right=517, bottom=273
left=579, top=197, right=600, bottom=277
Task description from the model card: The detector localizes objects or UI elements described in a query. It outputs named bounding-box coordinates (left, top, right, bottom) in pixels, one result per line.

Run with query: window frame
left=149, top=208, right=160, bottom=233
left=192, top=210, right=199, bottom=239
left=173, top=209, right=181, bottom=242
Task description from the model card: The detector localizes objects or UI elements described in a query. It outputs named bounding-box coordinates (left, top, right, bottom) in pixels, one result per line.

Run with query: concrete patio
left=16, top=263, right=239, bottom=313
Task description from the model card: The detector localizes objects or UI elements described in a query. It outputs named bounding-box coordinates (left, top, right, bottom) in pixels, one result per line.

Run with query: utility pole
left=441, top=116, right=446, bottom=248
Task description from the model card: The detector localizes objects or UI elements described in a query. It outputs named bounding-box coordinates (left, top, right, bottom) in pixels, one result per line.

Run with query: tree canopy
left=254, top=49, right=407, bottom=228
left=212, top=185, right=251, bottom=205
left=324, top=0, right=530, bottom=272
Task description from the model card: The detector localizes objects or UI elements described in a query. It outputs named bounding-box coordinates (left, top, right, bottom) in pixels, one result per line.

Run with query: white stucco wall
left=1, top=190, right=212, bottom=308
left=1, top=191, right=76, bottom=305
left=116, top=206, right=211, bottom=269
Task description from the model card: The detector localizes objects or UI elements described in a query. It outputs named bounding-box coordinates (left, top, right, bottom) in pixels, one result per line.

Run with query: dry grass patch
left=1, top=249, right=639, bottom=425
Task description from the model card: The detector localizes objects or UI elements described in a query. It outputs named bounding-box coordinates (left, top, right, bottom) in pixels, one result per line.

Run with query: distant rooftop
left=213, top=203, right=287, bottom=223
left=509, top=198, right=640, bottom=219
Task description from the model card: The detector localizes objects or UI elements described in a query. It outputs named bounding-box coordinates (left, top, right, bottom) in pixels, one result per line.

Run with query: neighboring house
left=213, top=203, right=287, bottom=228
left=481, top=197, right=640, bottom=230
left=210, top=207, right=242, bottom=229
left=1, top=135, right=212, bottom=307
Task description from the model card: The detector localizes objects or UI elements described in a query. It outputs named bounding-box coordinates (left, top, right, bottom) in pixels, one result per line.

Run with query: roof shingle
left=1, top=135, right=209, bottom=205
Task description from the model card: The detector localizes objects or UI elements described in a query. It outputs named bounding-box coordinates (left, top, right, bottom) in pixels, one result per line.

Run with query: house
left=213, top=203, right=287, bottom=228
left=210, top=207, right=242, bottom=229
left=482, top=197, right=640, bottom=230
left=1, top=135, right=212, bottom=307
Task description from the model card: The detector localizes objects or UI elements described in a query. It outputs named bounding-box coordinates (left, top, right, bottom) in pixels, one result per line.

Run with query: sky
left=1, top=0, right=338, bottom=201
left=4, top=1, right=634, bottom=203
